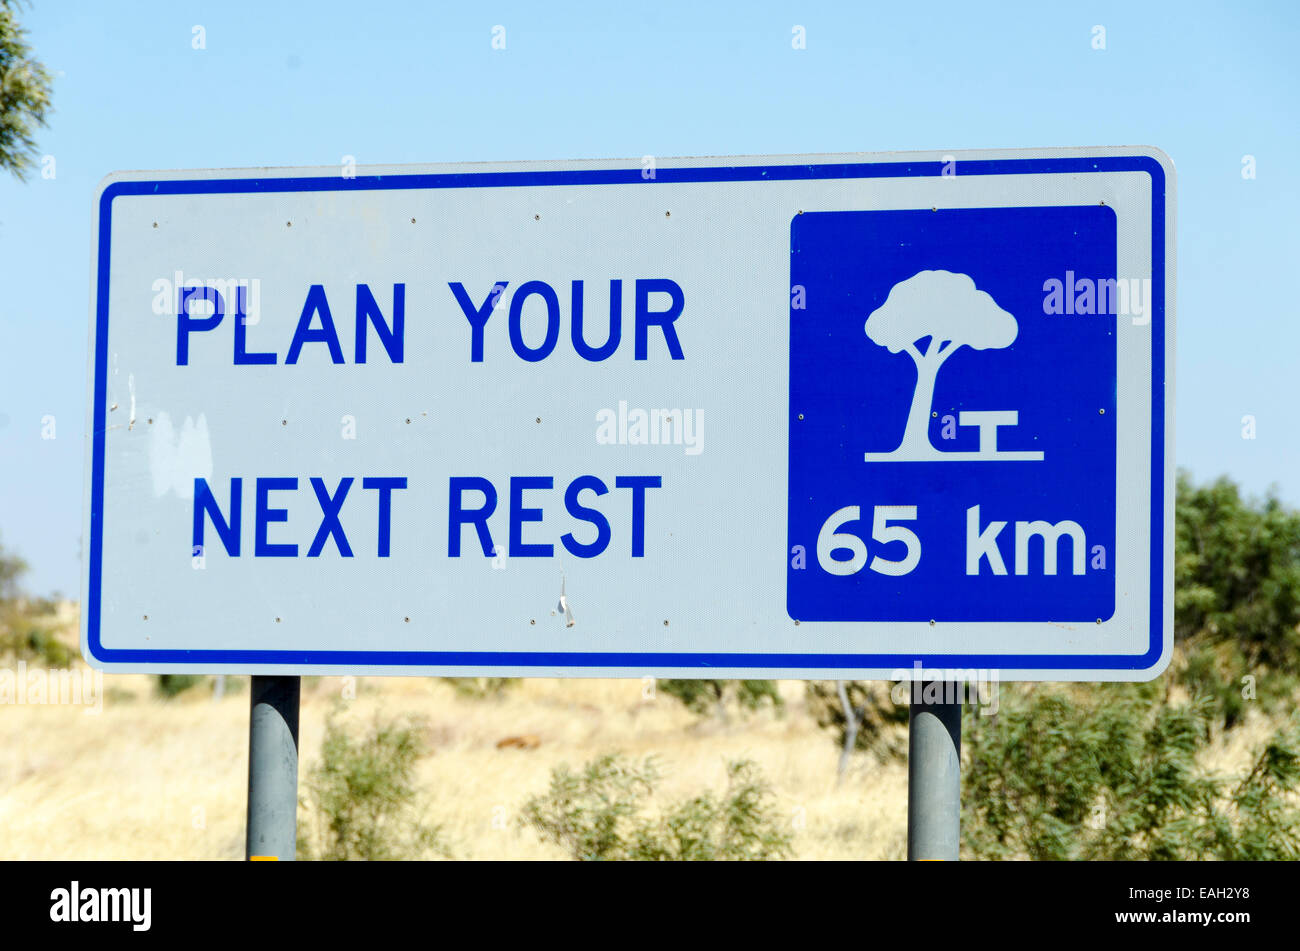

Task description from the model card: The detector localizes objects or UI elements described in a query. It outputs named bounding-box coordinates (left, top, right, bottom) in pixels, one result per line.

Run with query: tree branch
left=836, top=680, right=860, bottom=785
left=932, top=341, right=964, bottom=366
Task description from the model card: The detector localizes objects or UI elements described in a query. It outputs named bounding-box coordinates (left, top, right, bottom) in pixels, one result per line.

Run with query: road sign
left=83, top=147, right=1174, bottom=680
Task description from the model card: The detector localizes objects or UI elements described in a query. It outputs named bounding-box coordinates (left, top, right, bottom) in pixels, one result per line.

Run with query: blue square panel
left=788, top=206, right=1118, bottom=623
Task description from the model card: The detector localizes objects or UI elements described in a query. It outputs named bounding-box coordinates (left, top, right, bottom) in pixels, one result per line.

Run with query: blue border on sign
left=88, top=156, right=1167, bottom=670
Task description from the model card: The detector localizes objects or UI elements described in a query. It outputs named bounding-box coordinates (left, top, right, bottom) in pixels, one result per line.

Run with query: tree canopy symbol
left=864, top=269, right=1017, bottom=456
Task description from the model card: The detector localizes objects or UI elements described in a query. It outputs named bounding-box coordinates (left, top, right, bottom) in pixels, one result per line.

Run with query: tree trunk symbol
left=863, top=271, right=1019, bottom=460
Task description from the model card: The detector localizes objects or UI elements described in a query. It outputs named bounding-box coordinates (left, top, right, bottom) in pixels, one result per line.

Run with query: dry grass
left=0, top=606, right=1288, bottom=860
left=0, top=662, right=909, bottom=860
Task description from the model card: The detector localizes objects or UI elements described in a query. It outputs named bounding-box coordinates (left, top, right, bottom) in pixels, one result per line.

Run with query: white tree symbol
left=864, top=270, right=1018, bottom=457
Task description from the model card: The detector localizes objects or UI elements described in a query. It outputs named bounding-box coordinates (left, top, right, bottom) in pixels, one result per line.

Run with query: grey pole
left=907, top=683, right=962, bottom=861
left=246, top=675, right=301, bottom=861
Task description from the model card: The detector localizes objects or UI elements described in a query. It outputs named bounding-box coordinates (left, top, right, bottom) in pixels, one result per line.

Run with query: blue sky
left=0, top=0, right=1296, bottom=596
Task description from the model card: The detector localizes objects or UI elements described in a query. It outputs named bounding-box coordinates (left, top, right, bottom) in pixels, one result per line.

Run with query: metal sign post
left=245, top=676, right=301, bottom=861
left=907, top=686, right=962, bottom=860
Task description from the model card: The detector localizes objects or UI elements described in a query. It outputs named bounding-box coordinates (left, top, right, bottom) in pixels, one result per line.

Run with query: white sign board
left=83, top=148, right=1175, bottom=679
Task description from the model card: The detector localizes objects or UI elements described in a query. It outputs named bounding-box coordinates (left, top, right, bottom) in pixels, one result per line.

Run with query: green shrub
left=1166, top=473, right=1300, bottom=729
left=1175, top=473, right=1300, bottom=670
left=962, top=685, right=1300, bottom=860
left=0, top=0, right=55, bottom=180
left=659, top=679, right=782, bottom=719
left=647, top=760, right=794, bottom=861
left=0, top=539, right=73, bottom=668
left=298, top=711, right=449, bottom=860
left=0, top=537, right=24, bottom=600
left=155, top=674, right=205, bottom=698
left=441, top=677, right=515, bottom=699
left=1211, top=726, right=1300, bottom=860
left=521, top=753, right=793, bottom=861
left=2, top=617, right=71, bottom=668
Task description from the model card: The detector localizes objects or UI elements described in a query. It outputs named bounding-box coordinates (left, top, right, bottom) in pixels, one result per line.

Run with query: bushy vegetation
left=521, top=753, right=793, bottom=861
left=963, top=686, right=1300, bottom=860
left=3, top=617, right=71, bottom=668
left=659, top=679, right=782, bottom=720
left=1173, top=473, right=1300, bottom=722
left=441, top=677, right=515, bottom=699
left=155, top=674, right=206, bottom=698
left=0, top=537, right=69, bottom=668
left=298, top=711, right=450, bottom=860
left=0, top=0, right=54, bottom=180
left=1175, top=474, right=1300, bottom=662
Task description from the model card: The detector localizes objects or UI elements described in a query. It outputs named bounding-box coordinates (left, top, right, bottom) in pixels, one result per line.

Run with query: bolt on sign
left=83, top=148, right=1174, bottom=680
